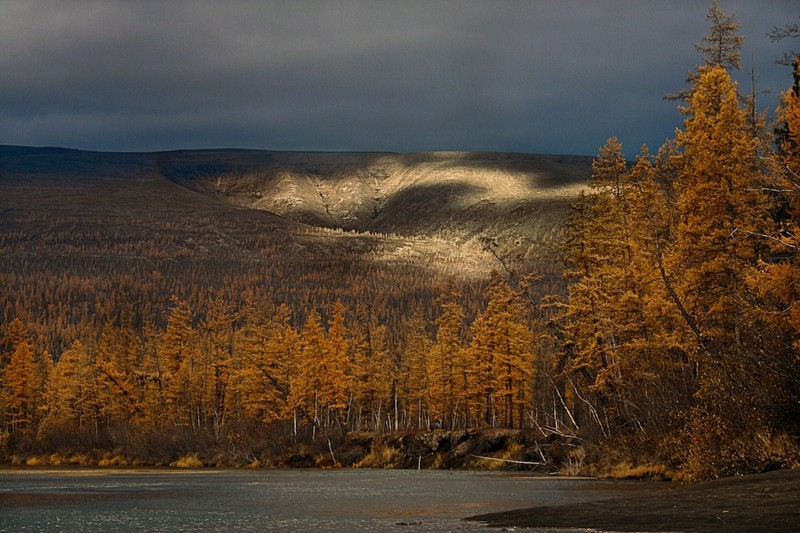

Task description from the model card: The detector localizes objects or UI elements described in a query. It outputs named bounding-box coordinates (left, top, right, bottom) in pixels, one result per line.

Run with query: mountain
left=171, top=150, right=589, bottom=235
left=1, top=145, right=590, bottom=269
left=151, top=148, right=591, bottom=269
left=0, top=145, right=590, bottom=351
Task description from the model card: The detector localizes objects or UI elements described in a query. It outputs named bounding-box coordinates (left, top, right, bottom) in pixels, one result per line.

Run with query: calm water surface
left=0, top=468, right=669, bottom=532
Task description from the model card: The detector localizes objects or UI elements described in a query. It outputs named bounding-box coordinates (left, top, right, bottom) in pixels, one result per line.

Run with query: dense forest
left=2, top=3, right=799, bottom=481
left=555, top=4, right=800, bottom=481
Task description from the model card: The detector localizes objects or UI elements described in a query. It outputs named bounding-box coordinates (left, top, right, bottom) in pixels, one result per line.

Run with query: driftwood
left=468, top=454, right=544, bottom=466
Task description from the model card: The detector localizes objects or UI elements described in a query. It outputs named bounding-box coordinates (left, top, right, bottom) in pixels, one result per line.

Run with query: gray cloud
left=1, top=0, right=797, bottom=156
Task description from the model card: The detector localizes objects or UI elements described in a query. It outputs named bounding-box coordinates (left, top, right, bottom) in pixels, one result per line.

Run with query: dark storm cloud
left=1, top=0, right=797, bottom=156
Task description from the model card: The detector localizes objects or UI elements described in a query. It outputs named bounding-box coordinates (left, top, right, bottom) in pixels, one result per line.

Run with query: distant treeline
left=0, top=273, right=564, bottom=464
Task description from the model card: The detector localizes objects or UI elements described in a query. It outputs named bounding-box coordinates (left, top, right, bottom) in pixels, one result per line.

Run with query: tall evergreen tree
left=694, top=0, right=743, bottom=70
left=233, top=302, right=296, bottom=424
left=1, top=341, right=40, bottom=433
left=319, top=300, right=351, bottom=428
left=159, top=297, right=200, bottom=426
left=666, top=0, right=743, bottom=100
left=427, top=289, right=465, bottom=429
left=350, top=303, right=392, bottom=432
left=397, top=311, right=433, bottom=429
left=469, top=274, right=534, bottom=429
left=667, top=65, right=774, bottom=480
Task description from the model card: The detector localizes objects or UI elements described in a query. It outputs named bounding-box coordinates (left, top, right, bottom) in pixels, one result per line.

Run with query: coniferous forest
left=2, top=3, right=800, bottom=482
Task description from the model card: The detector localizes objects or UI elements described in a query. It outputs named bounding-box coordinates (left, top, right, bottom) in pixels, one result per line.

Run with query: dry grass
left=97, top=454, right=132, bottom=467
left=605, top=462, right=674, bottom=480
left=245, top=458, right=263, bottom=469
left=171, top=453, right=204, bottom=468
left=353, top=443, right=400, bottom=468
left=22, top=453, right=95, bottom=466
left=560, top=446, right=587, bottom=476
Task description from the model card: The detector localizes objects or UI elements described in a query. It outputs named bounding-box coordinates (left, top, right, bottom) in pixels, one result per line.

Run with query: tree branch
left=652, top=239, right=710, bottom=354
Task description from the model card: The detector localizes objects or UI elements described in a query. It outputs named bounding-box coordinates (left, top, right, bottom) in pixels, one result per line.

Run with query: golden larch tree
left=668, top=65, right=774, bottom=480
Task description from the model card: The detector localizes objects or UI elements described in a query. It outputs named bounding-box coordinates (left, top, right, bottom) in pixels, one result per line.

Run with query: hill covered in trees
left=0, top=144, right=590, bottom=468
left=0, top=146, right=588, bottom=351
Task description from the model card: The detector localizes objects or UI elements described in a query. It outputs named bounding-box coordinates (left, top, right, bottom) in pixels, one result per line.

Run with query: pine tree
left=350, top=303, right=393, bottom=432
left=96, top=322, right=140, bottom=424
left=0, top=318, right=28, bottom=368
left=561, top=138, right=634, bottom=434
left=318, top=300, right=351, bottom=429
left=291, top=309, right=326, bottom=430
left=41, top=339, right=84, bottom=431
left=617, top=145, right=695, bottom=441
left=560, top=138, right=698, bottom=443
left=666, top=0, right=743, bottom=100
left=767, top=58, right=800, bottom=346
left=427, top=288, right=465, bottom=429
left=1, top=319, right=48, bottom=435
left=1, top=341, right=39, bottom=433
left=671, top=66, right=769, bottom=351
left=694, top=0, right=743, bottom=70
left=200, top=297, right=235, bottom=432
left=135, top=311, right=166, bottom=427
left=469, top=274, right=534, bottom=429
left=397, top=311, right=433, bottom=430
left=159, top=297, right=200, bottom=426
left=667, top=65, right=774, bottom=480
left=749, top=57, right=800, bottom=462
left=41, top=339, right=102, bottom=437
left=232, top=301, right=296, bottom=424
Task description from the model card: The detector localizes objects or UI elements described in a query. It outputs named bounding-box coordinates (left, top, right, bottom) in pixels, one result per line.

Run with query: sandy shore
left=467, top=468, right=800, bottom=532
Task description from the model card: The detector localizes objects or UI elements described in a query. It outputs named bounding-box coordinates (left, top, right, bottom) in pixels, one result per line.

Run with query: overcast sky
left=1, top=1, right=797, bottom=157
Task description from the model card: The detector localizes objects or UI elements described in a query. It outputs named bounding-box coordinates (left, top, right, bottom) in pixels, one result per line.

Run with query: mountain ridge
left=1, top=144, right=591, bottom=279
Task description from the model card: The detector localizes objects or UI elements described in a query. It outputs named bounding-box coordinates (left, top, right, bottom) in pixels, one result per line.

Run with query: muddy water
left=0, top=468, right=669, bottom=532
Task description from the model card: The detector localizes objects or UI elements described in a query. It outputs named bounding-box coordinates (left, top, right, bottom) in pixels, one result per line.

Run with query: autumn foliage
left=557, top=62, right=800, bottom=481
left=0, top=276, right=550, bottom=463
left=2, top=5, right=800, bottom=480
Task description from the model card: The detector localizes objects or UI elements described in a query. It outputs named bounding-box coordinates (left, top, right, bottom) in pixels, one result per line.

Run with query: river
left=0, top=468, right=670, bottom=532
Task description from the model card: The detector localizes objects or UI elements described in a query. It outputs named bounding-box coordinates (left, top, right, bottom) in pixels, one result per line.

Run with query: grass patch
left=98, top=454, right=131, bottom=467
left=23, top=453, right=96, bottom=466
left=171, top=453, right=204, bottom=468
left=354, top=443, right=400, bottom=468
left=605, top=462, right=674, bottom=480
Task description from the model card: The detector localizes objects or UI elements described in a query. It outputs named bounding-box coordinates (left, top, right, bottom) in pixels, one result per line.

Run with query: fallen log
left=468, top=454, right=544, bottom=466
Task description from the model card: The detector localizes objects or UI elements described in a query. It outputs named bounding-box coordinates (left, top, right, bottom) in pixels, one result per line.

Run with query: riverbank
left=4, top=428, right=578, bottom=472
left=468, top=467, right=800, bottom=532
